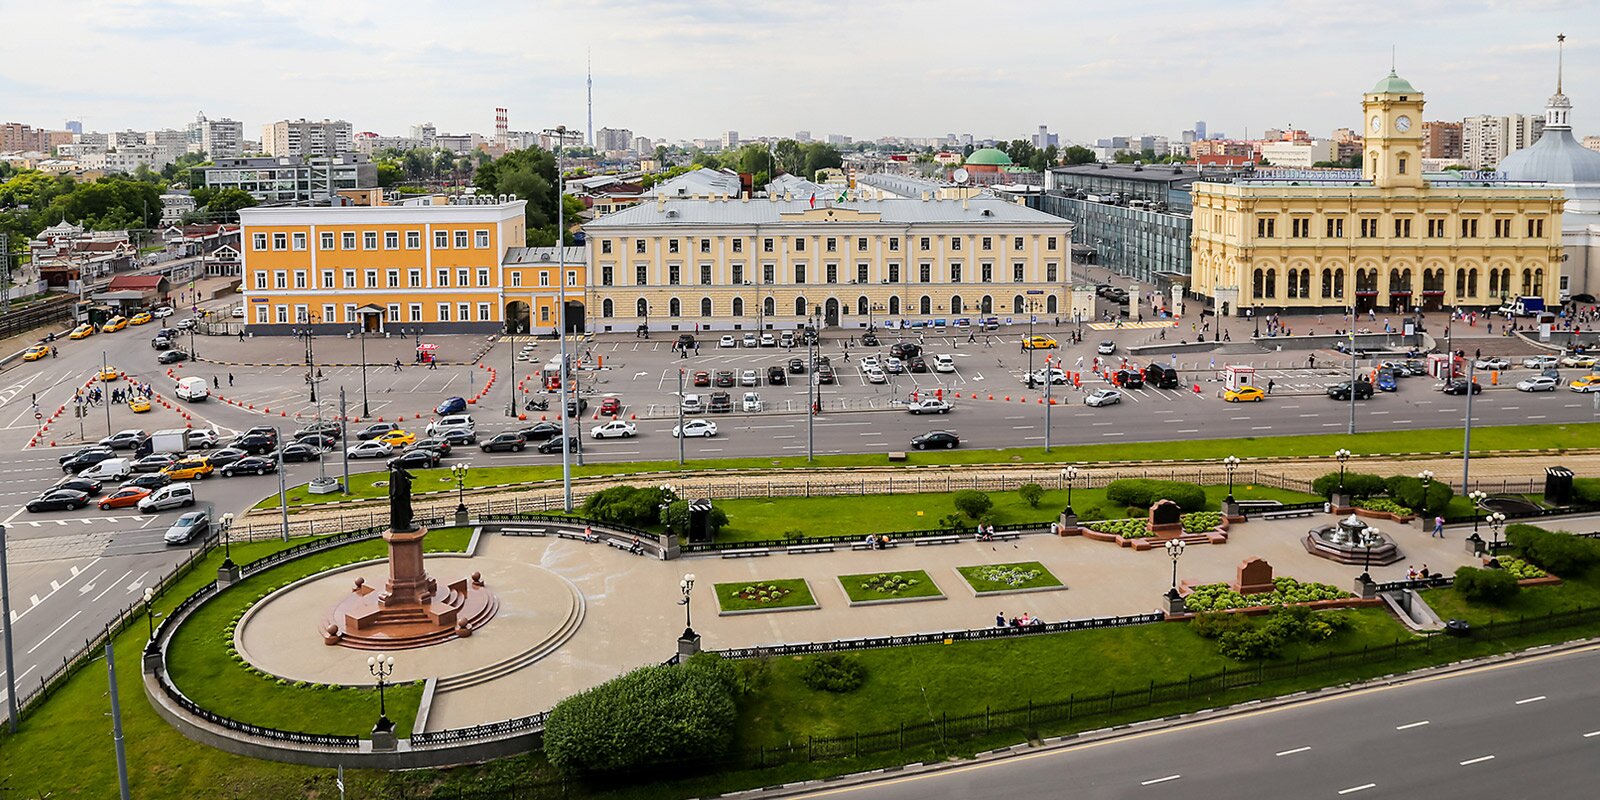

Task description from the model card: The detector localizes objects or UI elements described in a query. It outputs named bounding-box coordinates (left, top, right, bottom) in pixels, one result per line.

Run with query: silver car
left=163, top=509, right=210, bottom=544
left=1085, top=388, right=1123, bottom=407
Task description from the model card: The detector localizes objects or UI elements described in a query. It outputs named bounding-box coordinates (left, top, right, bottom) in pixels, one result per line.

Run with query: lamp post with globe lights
left=1222, top=455, right=1241, bottom=500
left=1469, top=490, right=1488, bottom=536
left=368, top=654, right=396, bottom=739
left=1335, top=449, right=1352, bottom=491
left=451, top=463, right=470, bottom=525
left=1489, top=511, right=1507, bottom=550
left=1061, top=465, right=1079, bottom=515
left=1164, top=539, right=1187, bottom=611
left=677, top=573, right=700, bottom=656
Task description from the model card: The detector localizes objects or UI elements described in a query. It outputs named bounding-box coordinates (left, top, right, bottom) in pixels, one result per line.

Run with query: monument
left=323, top=463, right=498, bottom=649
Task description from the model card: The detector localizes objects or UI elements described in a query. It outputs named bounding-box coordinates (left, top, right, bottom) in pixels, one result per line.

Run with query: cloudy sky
left=3, top=0, right=1594, bottom=145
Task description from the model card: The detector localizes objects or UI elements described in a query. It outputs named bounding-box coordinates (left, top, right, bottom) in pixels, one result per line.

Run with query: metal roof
left=858, top=174, right=955, bottom=198
left=642, top=167, right=743, bottom=197
left=1049, top=163, right=1200, bottom=186
left=503, top=246, right=586, bottom=265
left=585, top=196, right=1066, bottom=229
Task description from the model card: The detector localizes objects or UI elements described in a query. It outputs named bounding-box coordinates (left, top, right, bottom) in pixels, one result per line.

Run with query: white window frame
left=365, top=270, right=377, bottom=288
left=343, top=303, right=356, bottom=323
left=511, top=272, right=522, bottom=287
left=386, top=303, right=400, bottom=322
left=275, top=305, right=288, bottom=323
left=477, top=302, right=490, bottom=321
left=408, top=269, right=421, bottom=288
left=437, top=303, right=451, bottom=322
left=293, top=270, right=307, bottom=289
left=434, top=230, right=449, bottom=248
left=437, top=269, right=449, bottom=286
left=320, top=232, right=335, bottom=250
left=477, top=268, right=490, bottom=287
left=384, top=231, right=399, bottom=249
left=343, top=269, right=356, bottom=288
left=252, top=233, right=267, bottom=250
left=273, top=270, right=287, bottom=289
left=406, top=231, right=421, bottom=249
left=342, top=232, right=356, bottom=249
left=458, top=302, right=470, bottom=322
left=272, top=233, right=287, bottom=251
left=254, top=272, right=268, bottom=290
left=455, top=230, right=469, bottom=248
left=386, top=269, right=399, bottom=288
left=291, top=232, right=307, bottom=251
left=408, top=303, right=422, bottom=322
left=363, top=232, right=378, bottom=250
left=474, top=230, right=490, bottom=248
left=255, top=306, right=269, bottom=324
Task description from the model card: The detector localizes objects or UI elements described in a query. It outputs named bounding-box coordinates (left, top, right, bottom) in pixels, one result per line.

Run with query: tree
left=653, top=145, right=668, bottom=165
left=1018, top=483, right=1045, bottom=508
left=198, top=187, right=257, bottom=223
left=474, top=146, right=578, bottom=245
left=801, top=142, right=842, bottom=180
left=1061, top=146, right=1096, bottom=165
left=375, top=161, right=402, bottom=188
left=543, top=654, right=738, bottom=774
left=953, top=490, right=993, bottom=520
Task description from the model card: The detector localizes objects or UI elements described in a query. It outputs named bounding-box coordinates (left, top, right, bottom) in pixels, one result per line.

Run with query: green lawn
left=714, top=579, right=817, bottom=612
left=839, top=571, right=944, bottom=602
left=957, top=561, right=1064, bottom=593
left=165, top=527, right=472, bottom=739
left=712, top=485, right=1317, bottom=543
left=256, top=421, right=1600, bottom=510
left=1423, top=566, right=1600, bottom=625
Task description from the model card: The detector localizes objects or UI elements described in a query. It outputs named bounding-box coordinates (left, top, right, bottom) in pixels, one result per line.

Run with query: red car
left=692, top=371, right=711, bottom=387
left=98, top=486, right=151, bottom=510
left=598, top=397, right=622, bottom=416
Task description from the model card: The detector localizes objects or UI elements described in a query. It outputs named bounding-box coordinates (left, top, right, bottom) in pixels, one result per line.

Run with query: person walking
left=1266, top=378, right=1275, bottom=395
left=227, top=373, right=234, bottom=387
left=1431, top=515, right=1445, bottom=538
left=212, top=375, right=219, bottom=389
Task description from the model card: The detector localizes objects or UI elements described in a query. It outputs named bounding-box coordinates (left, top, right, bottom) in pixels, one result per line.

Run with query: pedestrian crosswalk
left=1085, top=321, right=1177, bottom=331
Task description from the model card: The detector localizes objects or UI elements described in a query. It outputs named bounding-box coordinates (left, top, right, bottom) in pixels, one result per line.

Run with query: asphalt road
left=793, top=644, right=1600, bottom=800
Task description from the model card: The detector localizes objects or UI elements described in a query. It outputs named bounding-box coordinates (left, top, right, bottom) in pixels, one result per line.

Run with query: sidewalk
left=190, top=330, right=498, bottom=367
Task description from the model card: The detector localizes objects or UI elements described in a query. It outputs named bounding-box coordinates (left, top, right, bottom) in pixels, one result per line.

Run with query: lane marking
left=1515, top=695, right=1546, bottom=705
left=1139, top=774, right=1180, bottom=786
left=1459, top=755, right=1495, bottom=766
left=26, top=610, right=83, bottom=654
left=1395, top=720, right=1429, bottom=730
left=1275, top=746, right=1311, bottom=756
left=1583, top=730, right=1600, bottom=738
left=1338, top=784, right=1377, bottom=795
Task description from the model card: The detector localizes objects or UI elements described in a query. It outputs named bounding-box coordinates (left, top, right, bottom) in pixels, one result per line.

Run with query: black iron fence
left=683, top=520, right=1046, bottom=554
left=711, top=613, right=1167, bottom=660
left=412, top=711, right=550, bottom=747
left=1446, top=503, right=1600, bottom=525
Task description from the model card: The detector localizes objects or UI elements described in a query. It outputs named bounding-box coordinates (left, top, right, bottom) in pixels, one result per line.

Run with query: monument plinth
left=323, top=465, right=497, bottom=650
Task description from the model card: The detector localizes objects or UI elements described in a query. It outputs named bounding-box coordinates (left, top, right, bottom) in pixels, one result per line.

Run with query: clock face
left=1396, top=116, right=1412, bottom=133
left=1370, top=115, right=1382, bottom=133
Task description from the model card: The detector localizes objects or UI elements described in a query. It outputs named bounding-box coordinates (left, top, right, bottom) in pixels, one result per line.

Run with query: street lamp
left=368, top=653, right=396, bottom=734
left=1222, top=455, right=1241, bottom=501
left=450, top=463, right=470, bottom=512
left=678, top=573, right=697, bottom=640
left=219, top=512, right=235, bottom=569
left=1061, top=465, right=1079, bottom=514
left=1417, top=469, right=1434, bottom=514
left=142, top=587, right=161, bottom=654
left=295, top=314, right=320, bottom=403
left=1469, top=490, right=1488, bottom=537
left=1164, top=538, right=1186, bottom=599
left=355, top=325, right=371, bottom=417
left=1253, top=303, right=1261, bottom=338
left=1335, top=448, right=1352, bottom=492
left=1489, top=511, right=1507, bottom=550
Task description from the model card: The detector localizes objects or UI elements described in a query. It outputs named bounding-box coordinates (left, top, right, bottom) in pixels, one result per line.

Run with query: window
left=437, top=303, right=451, bottom=321
left=794, top=297, right=807, bottom=316
left=952, top=237, right=962, bottom=251
left=1528, top=218, right=1545, bottom=238
left=455, top=231, right=468, bottom=248
left=1461, top=217, right=1479, bottom=238
left=253, top=306, right=269, bottom=324
left=475, top=230, right=489, bottom=248
left=273, top=270, right=287, bottom=289
left=1427, top=218, right=1446, bottom=238
left=477, top=303, right=490, bottom=321
left=857, top=237, right=868, bottom=251
left=1046, top=263, right=1058, bottom=282
left=794, top=238, right=806, bottom=252
left=321, top=270, right=334, bottom=289
left=919, top=237, right=930, bottom=251
left=601, top=239, right=613, bottom=254
left=636, top=265, right=648, bottom=285
left=293, top=270, right=307, bottom=289
left=669, top=298, right=681, bottom=317
left=602, top=299, right=614, bottom=317
left=733, top=297, right=744, bottom=316
left=731, top=239, right=742, bottom=253
left=1291, top=218, right=1310, bottom=238
left=795, top=264, right=806, bottom=284
left=763, top=238, right=774, bottom=253
left=365, top=269, right=377, bottom=288
left=888, top=263, right=900, bottom=282
left=699, top=239, right=711, bottom=254
left=436, top=269, right=449, bottom=286
left=668, top=239, right=680, bottom=254
left=1326, top=217, right=1345, bottom=238
left=385, top=231, right=399, bottom=249
left=763, top=264, right=775, bottom=283
left=635, top=239, right=646, bottom=254
left=888, top=238, right=899, bottom=252
left=950, top=263, right=962, bottom=283
left=980, top=237, right=990, bottom=251
left=476, top=268, right=489, bottom=287
left=343, top=232, right=357, bottom=249
left=252, top=233, right=267, bottom=250
left=857, top=263, right=869, bottom=283
left=511, top=272, right=522, bottom=288
left=343, top=269, right=357, bottom=287
left=602, top=265, right=614, bottom=286
left=668, top=265, right=680, bottom=285
left=1014, top=236, right=1024, bottom=250
left=386, top=269, right=399, bottom=288
left=919, top=263, right=931, bottom=283
left=434, top=231, right=449, bottom=248
left=342, top=304, right=354, bottom=323
left=1493, top=218, right=1512, bottom=238
left=387, top=304, right=400, bottom=322
left=363, top=232, right=377, bottom=250
left=276, top=305, right=287, bottom=324
left=272, top=233, right=287, bottom=250
left=409, top=304, right=422, bottom=323
left=701, top=264, right=712, bottom=285
left=1394, top=218, right=1411, bottom=238
left=1360, top=217, right=1379, bottom=238
left=731, top=264, right=743, bottom=284
left=408, top=269, right=421, bottom=288
left=320, top=232, right=334, bottom=249
left=700, top=298, right=712, bottom=317
left=254, top=271, right=267, bottom=290
left=539, top=306, right=550, bottom=323
left=457, top=268, right=468, bottom=287
left=406, top=231, right=420, bottom=249
left=981, top=263, right=993, bottom=283
left=1256, top=217, right=1276, bottom=238
left=1013, top=263, right=1025, bottom=283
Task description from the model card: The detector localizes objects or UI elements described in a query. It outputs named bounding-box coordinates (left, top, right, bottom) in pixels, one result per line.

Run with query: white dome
left=1499, top=128, right=1600, bottom=185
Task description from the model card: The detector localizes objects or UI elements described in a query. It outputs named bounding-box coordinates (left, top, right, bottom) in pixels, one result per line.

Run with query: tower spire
left=1390, top=44, right=1396, bottom=73
left=1557, top=33, right=1566, bottom=94
left=586, top=48, right=593, bottom=149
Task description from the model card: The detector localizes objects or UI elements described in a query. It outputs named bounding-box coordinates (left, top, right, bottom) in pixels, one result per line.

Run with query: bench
left=606, top=539, right=645, bottom=556
left=989, top=532, right=1022, bottom=542
left=887, top=451, right=908, bottom=462
left=553, top=531, right=592, bottom=543
left=914, top=535, right=962, bottom=547
left=786, top=544, right=834, bottom=555
left=1261, top=509, right=1317, bottom=520
left=720, top=548, right=770, bottom=558
left=850, top=541, right=899, bottom=551
left=500, top=527, right=548, bottom=537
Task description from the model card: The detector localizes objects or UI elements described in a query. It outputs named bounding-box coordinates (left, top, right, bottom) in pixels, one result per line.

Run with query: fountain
left=1303, top=513, right=1402, bottom=565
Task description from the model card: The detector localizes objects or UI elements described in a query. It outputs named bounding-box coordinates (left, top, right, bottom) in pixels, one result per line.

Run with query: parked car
left=479, top=433, right=527, bottom=453
left=1523, top=355, right=1560, bottom=369
left=708, top=391, right=733, bottom=413
left=1326, top=380, right=1374, bottom=401
left=906, top=356, right=927, bottom=373
left=221, top=456, right=278, bottom=477
left=1116, top=369, right=1144, bottom=389
left=1085, top=389, right=1123, bottom=407
left=1472, top=357, right=1511, bottom=371
left=884, top=357, right=905, bottom=374
left=1027, top=368, right=1068, bottom=386
left=864, top=367, right=886, bottom=384
left=163, top=510, right=210, bottom=544
left=741, top=392, right=764, bottom=412
left=537, top=436, right=582, bottom=454
left=672, top=419, right=718, bottom=438
left=590, top=420, right=637, bottom=439
left=387, top=449, right=440, bottom=469
left=741, top=333, right=758, bottom=348
left=1374, top=369, right=1399, bottom=392
left=1560, top=354, right=1597, bottom=368
left=435, top=396, right=468, bottom=416
left=1441, top=378, right=1483, bottom=395
left=910, top=430, right=960, bottom=450
left=933, top=354, right=956, bottom=373
left=740, top=369, right=759, bottom=386
left=598, top=396, right=622, bottom=416
left=907, top=398, right=952, bottom=415
left=788, top=358, right=806, bottom=374
left=681, top=394, right=705, bottom=413
left=27, top=488, right=89, bottom=512
left=693, top=371, right=712, bottom=387
left=889, top=342, right=922, bottom=359
left=817, top=366, right=837, bottom=384
left=760, top=333, right=776, bottom=347
left=1517, top=375, right=1560, bottom=392
left=713, top=370, right=736, bottom=387
left=719, top=335, right=736, bottom=348
left=345, top=440, right=393, bottom=459
left=766, top=366, right=787, bottom=385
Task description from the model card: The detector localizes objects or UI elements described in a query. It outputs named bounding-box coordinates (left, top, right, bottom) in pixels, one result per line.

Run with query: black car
left=516, top=421, right=562, bottom=441
left=708, top=391, right=733, bottom=413
left=54, top=477, right=103, bottom=496
left=817, top=367, right=836, bottom=385
left=221, top=456, right=278, bottom=477
left=910, top=430, right=960, bottom=450
left=537, top=436, right=582, bottom=454
left=862, top=331, right=879, bottom=347
left=439, top=427, right=478, bottom=446
left=1441, top=378, right=1483, bottom=396
left=409, top=437, right=452, bottom=457
left=279, top=442, right=323, bottom=463
left=122, top=473, right=171, bottom=491
left=151, top=336, right=172, bottom=351
left=907, top=356, right=928, bottom=373
left=1143, top=364, right=1181, bottom=389
left=131, top=453, right=178, bottom=474
left=766, top=366, right=787, bottom=385
left=232, top=434, right=276, bottom=455
left=243, top=426, right=279, bottom=442
left=1116, top=369, right=1145, bottom=389
left=480, top=433, right=527, bottom=453
left=27, top=488, right=89, bottom=512
left=59, top=445, right=112, bottom=466
left=889, top=342, right=922, bottom=360
left=157, top=350, right=189, bottom=364
left=565, top=396, right=589, bottom=416
left=357, top=422, right=400, bottom=441
left=61, top=449, right=117, bottom=474
left=297, top=422, right=342, bottom=439
left=788, top=358, right=806, bottom=374
left=205, top=447, right=249, bottom=469
left=713, top=370, right=736, bottom=387
left=388, top=449, right=440, bottom=469
left=1327, top=380, right=1374, bottom=401
left=294, top=433, right=338, bottom=450
left=676, top=333, right=695, bottom=349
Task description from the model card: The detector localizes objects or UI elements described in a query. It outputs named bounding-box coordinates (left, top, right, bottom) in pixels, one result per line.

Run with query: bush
left=1311, top=471, right=1388, bottom=499
left=1183, top=577, right=1351, bottom=612
left=1355, top=497, right=1413, bottom=517
left=799, top=654, right=866, bottom=693
left=1212, top=607, right=1351, bottom=661
left=1453, top=566, right=1521, bottom=605
left=731, top=657, right=771, bottom=696
left=953, top=490, right=993, bottom=519
left=1505, top=524, right=1600, bottom=575
left=1384, top=475, right=1454, bottom=516
left=1495, top=556, right=1547, bottom=579
left=1190, top=611, right=1253, bottom=639
left=1018, top=483, right=1045, bottom=508
left=660, top=499, right=729, bottom=538
left=1571, top=478, right=1600, bottom=505
left=582, top=485, right=673, bottom=527
left=1104, top=479, right=1207, bottom=512
left=543, top=653, right=738, bottom=774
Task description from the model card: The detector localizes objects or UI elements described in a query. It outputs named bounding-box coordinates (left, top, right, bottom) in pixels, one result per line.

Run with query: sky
left=2, top=0, right=1596, bottom=146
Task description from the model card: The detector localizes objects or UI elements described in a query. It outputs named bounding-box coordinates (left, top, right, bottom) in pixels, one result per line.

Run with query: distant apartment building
left=353, top=132, right=423, bottom=155
left=1033, top=125, right=1059, bottom=148
left=82, top=146, right=172, bottom=173
left=435, top=133, right=486, bottom=154
left=1461, top=113, right=1544, bottom=170
left=262, top=119, right=354, bottom=159
left=596, top=127, right=633, bottom=152
left=1190, top=140, right=1255, bottom=158
left=721, top=130, right=739, bottom=149
left=633, top=136, right=653, bottom=154
left=1260, top=139, right=1337, bottom=167
left=145, top=129, right=190, bottom=161
left=192, top=155, right=378, bottom=203
left=160, top=193, right=197, bottom=225
left=1584, top=136, right=1600, bottom=154
left=1421, top=121, right=1462, bottom=158
left=1, top=122, right=50, bottom=152
left=196, top=117, right=244, bottom=158
left=410, top=123, right=437, bottom=149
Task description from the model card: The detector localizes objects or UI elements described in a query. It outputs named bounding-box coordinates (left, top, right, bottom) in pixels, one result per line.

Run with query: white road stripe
left=1459, top=755, right=1495, bottom=766
left=1515, top=695, right=1546, bottom=705
left=1275, top=746, right=1311, bottom=756
left=1396, top=720, right=1429, bottom=730
left=1338, top=784, right=1377, bottom=795
left=1140, top=775, right=1180, bottom=786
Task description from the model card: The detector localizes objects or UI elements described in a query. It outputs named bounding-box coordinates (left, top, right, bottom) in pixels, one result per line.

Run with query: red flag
left=809, top=193, right=816, bottom=208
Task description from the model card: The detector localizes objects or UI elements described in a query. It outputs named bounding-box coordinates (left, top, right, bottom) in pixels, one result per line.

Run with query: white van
left=175, top=376, right=208, bottom=402
left=79, top=458, right=132, bottom=481
left=426, top=414, right=475, bottom=437
left=139, top=482, right=196, bottom=513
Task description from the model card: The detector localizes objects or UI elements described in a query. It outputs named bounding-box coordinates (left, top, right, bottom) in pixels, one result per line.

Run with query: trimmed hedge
left=1505, top=524, right=1600, bottom=576
left=1573, top=478, right=1600, bottom=505
left=1453, top=566, right=1521, bottom=605
left=1384, top=475, right=1454, bottom=517
left=543, top=653, right=738, bottom=774
left=1311, top=471, right=1388, bottom=499
left=582, top=485, right=673, bottom=528
left=1104, top=479, right=1206, bottom=512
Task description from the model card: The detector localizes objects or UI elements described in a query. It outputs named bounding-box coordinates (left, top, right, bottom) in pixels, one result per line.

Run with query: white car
left=1473, top=357, right=1511, bottom=371
left=345, top=440, right=393, bottom=459
left=741, top=392, right=763, bottom=412
left=672, top=419, right=718, bottom=438
left=859, top=355, right=880, bottom=369
left=741, top=333, right=758, bottom=348
left=907, top=398, right=951, bottom=414
left=1097, top=341, right=1117, bottom=355
left=719, top=335, right=736, bottom=348
left=1560, top=354, right=1597, bottom=368
left=864, top=367, right=887, bottom=384
left=231, top=306, right=244, bottom=318
left=1522, top=355, right=1559, bottom=369
left=760, top=333, right=776, bottom=347
left=187, top=429, right=220, bottom=449
left=590, top=420, right=637, bottom=439
left=933, top=354, right=956, bottom=373
left=680, top=393, right=705, bottom=413
left=740, top=369, right=759, bottom=386
left=1516, top=375, right=1560, bottom=392
left=1085, top=388, right=1123, bottom=407
left=1026, top=368, right=1068, bottom=386
left=884, top=357, right=905, bottom=374
left=426, top=415, right=476, bottom=438
left=152, top=306, right=174, bottom=318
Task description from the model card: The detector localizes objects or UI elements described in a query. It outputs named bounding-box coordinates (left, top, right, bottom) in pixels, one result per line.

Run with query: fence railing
left=711, top=613, right=1167, bottom=660
left=412, top=711, right=550, bottom=747
left=1446, top=501, right=1600, bottom=525
left=682, top=520, right=1045, bottom=554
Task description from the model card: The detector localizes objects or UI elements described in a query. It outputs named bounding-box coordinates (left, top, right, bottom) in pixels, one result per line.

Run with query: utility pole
left=0, top=524, right=18, bottom=732
left=102, top=351, right=113, bottom=435
left=1044, top=354, right=1054, bottom=453
left=677, top=369, right=686, bottom=466
left=807, top=321, right=817, bottom=463
left=276, top=424, right=289, bottom=541
left=1348, top=306, right=1357, bottom=435
left=340, top=388, right=351, bottom=495
left=553, top=125, right=574, bottom=511
left=1462, top=360, right=1477, bottom=492
left=106, top=641, right=131, bottom=800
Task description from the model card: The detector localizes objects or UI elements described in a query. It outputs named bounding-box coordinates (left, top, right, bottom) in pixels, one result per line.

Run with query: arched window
left=1322, top=268, right=1334, bottom=299
left=700, top=297, right=712, bottom=317
left=668, top=298, right=681, bottom=317
left=951, top=295, right=963, bottom=314
left=1522, top=269, right=1534, bottom=295
left=1252, top=268, right=1264, bottom=298
left=919, top=295, right=931, bottom=315
left=1046, top=295, right=1058, bottom=313
left=731, top=297, right=744, bottom=317
left=1534, top=268, right=1544, bottom=293
left=1489, top=269, right=1500, bottom=296
left=981, top=295, right=993, bottom=313
left=1264, top=270, right=1276, bottom=298
left=1468, top=269, right=1478, bottom=296
left=857, top=296, right=868, bottom=316
left=1455, top=270, right=1466, bottom=297
left=602, top=298, right=614, bottom=318
left=1012, top=294, right=1024, bottom=313
left=794, top=296, right=807, bottom=316
left=1287, top=270, right=1299, bottom=299
left=636, top=298, right=649, bottom=318
left=888, top=296, right=900, bottom=315
left=763, top=296, right=775, bottom=317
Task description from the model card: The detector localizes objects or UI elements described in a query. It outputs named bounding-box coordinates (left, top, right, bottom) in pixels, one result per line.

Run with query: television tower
left=586, top=49, right=593, bottom=149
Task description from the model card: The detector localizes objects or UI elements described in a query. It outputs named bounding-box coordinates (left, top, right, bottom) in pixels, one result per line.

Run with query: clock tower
left=1362, top=69, right=1426, bottom=189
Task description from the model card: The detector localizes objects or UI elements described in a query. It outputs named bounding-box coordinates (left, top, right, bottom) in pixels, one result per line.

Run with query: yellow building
left=581, top=194, right=1072, bottom=333
left=1191, top=70, right=1566, bottom=315
left=240, top=197, right=537, bottom=333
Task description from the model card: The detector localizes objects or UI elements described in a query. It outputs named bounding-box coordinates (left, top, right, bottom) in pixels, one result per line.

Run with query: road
left=793, top=644, right=1600, bottom=800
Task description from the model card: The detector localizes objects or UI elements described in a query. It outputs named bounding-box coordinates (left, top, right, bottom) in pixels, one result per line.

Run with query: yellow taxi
left=1570, top=374, right=1600, bottom=393
left=129, top=311, right=153, bottom=326
left=99, top=366, right=120, bottom=382
left=163, top=457, right=213, bottom=480
left=1021, top=335, right=1059, bottom=350
left=102, top=316, right=128, bottom=332
left=128, top=395, right=151, bottom=413
left=376, top=429, right=417, bottom=448
left=23, top=345, right=49, bottom=361
left=1223, top=385, right=1267, bottom=402
left=69, top=324, right=94, bottom=340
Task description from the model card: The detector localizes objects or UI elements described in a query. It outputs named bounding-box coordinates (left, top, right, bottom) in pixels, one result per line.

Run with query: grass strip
left=714, top=578, right=817, bottom=612
left=839, top=570, right=944, bottom=602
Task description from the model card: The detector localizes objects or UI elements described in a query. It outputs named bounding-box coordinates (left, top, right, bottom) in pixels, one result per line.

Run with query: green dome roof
left=1369, top=70, right=1417, bottom=95
left=965, top=148, right=1013, bottom=166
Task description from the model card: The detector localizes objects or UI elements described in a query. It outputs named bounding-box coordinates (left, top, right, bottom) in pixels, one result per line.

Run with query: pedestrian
left=1432, top=515, right=1445, bottom=538
left=212, top=375, right=219, bottom=389
left=1308, top=354, right=1317, bottom=369
left=1267, top=378, right=1275, bottom=395
left=394, top=358, right=403, bottom=372
left=693, top=342, right=700, bottom=355
left=228, top=373, right=234, bottom=386
left=996, top=611, right=1006, bottom=628
left=238, top=330, right=245, bottom=342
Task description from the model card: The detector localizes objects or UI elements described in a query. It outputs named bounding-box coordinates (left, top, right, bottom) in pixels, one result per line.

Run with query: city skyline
left=1, top=0, right=1595, bottom=146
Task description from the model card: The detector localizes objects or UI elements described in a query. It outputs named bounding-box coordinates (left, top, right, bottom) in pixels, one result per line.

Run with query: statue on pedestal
left=389, top=463, right=416, bottom=533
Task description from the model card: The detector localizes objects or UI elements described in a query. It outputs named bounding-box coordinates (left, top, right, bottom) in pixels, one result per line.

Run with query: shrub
left=1355, top=497, right=1413, bottom=517
left=1572, top=478, right=1600, bottom=505
left=1311, top=471, right=1388, bottom=499
left=543, top=653, right=738, bottom=774
left=1182, top=577, right=1351, bottom=612
left=1506, top=524, right=1600, bottom=575
left=660, top=499, right=729, bottom=538
left=1190, top=611, right=1253, bottom=639
left=1384, top=475, right=1453, bottom=516
left=731, top=657, right=771, bottom=697
left=1212, top=607, right=1351, bottom=661
left=799, top=654, right=866, bottom=693
left=953, top=490, right=993, bottom=519
left=1104, top=479, right=1207, bottom=512
left=1090, top=518, right=1150, bottom=538
left=582, top=485, right=673, bottom=527
left=1453, top=566, right=1521, bottom=605
left=1017, top=483, right=1045, bottom=508
left=1495, top=556, right=1547, bottom=579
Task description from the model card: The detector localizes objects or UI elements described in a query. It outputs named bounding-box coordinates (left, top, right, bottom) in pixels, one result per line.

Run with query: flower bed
left=1352, top=497, right=1414, bottom=521
left=1495, top=556, right=1548, bottom=580
left=838, top=571, right=944, bottom=603
left=956, top=561, right=1064, bottom=594
left=1183, top=577, right=1353, bottom=612
left=1087, top=511, right=1227, bottom=540
left=714, top=578, right=818, bottom=613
